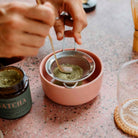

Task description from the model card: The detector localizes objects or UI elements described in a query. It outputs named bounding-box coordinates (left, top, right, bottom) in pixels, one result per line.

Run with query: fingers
left=25, top=2, right=56, bottom=26
left=71, top=11, right=87, bottom=44
left=54, top=15, right=73, bottom=40
left=0, top=41, right=41, bottom=58
left=12, top=45, right=40, bottom=57
left=0, top=2, right=56, bottom=36
left=1, top=2, right=56, bottom=26
left=0, top=34, right=45, bottom=57
left=21, top=17, right=51, bottom=37
left=0, top=8, right=6, bottom=16
left=0, top=25, right=46, bottom=57
left=64, top=30, right=73, bottom=37
left=20, top=32, right=46, bottom=47
left=64, top=18, right=73, bottom=27
left=64, top=0, right=87, bottom=44
left=54, top=0, right=87, bottom=45
left=8, top=45, right=40, bottom=57
left=73, top=21, right=83, bottom=45
left=2, top=30, right=46, bottom=48
left=1, top=14, right=51, bottom=38
left=0, top=1, right=57, bottom=58
left=54, top=17, right=64, bottom=40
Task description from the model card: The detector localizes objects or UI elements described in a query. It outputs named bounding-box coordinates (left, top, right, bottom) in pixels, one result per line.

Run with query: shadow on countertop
left=0, top=57, right=24, bottom=67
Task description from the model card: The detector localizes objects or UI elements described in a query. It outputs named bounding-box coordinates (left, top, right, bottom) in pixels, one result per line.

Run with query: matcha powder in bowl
left=46, top=50, right=96, bottom=88
left=53, top=64, right=83, bottom=81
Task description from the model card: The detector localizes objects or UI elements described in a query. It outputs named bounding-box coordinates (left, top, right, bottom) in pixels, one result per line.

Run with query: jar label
left=0, top=85, right=32, bottom=119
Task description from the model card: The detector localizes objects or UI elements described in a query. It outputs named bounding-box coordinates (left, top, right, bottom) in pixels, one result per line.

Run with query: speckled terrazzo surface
left=0, top=0, right=137, bottom=138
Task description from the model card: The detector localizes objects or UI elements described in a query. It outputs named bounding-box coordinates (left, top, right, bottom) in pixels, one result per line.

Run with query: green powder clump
left=53, top=64, right=83, bottom=81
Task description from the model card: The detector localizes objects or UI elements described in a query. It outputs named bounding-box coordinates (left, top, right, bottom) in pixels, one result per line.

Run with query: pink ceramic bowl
left=39, top=49, right=103, bottom=106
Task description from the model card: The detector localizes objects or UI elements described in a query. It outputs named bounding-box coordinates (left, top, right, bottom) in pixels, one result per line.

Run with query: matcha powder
left=0, top=69, right=22, bottom=87
left=53, top=64, right=83, bottom=81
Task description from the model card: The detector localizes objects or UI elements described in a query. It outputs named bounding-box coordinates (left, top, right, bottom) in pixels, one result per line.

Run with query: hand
left=0, top=2, right=55, bottom=58
left=41, top=0, right=87, bottom=45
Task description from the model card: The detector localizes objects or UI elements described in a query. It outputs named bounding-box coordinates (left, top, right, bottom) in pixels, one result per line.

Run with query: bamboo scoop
left=37, top=0, right=73, bottom=73
left=48, top=35, right=73, bottom=73
left=131, top=0, right=138, bottom=53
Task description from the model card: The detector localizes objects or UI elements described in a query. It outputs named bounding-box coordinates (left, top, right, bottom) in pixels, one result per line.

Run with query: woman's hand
left=0, top=2, right=55, bottom=58
left=41, top=0, right=87, bottom=45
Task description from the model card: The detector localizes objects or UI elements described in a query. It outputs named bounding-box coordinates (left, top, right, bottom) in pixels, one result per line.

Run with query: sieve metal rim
left=45, top=50, right=96, bottom=84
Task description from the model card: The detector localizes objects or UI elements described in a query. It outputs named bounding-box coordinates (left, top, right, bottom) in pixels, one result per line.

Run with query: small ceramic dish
left=39, top=49, right=103, bottom=106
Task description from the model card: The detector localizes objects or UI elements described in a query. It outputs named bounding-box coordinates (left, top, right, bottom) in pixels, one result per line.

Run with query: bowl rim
left=39, top=48, right=103, bottom=89
left=45, top=50, right=96, bottom=83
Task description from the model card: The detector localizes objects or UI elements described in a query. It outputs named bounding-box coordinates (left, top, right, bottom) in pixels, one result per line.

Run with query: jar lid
left=0, top=66, right=27, bottom=95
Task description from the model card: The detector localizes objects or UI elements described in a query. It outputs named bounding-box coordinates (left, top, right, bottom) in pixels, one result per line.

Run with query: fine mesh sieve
left=45, top=49, right=95, bottom=88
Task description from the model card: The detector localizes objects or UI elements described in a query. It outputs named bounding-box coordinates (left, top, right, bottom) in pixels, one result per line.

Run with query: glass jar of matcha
left=0, top=66, right=32, bottom=119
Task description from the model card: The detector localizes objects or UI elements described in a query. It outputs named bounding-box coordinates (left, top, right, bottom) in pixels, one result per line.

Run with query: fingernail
left=77, top=38, right=82, bottom=45
left=57, top=32, right=63, bottom=40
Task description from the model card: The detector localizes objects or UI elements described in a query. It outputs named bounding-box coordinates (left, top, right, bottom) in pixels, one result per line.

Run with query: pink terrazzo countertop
left=0, top=0, right=136, bottom=137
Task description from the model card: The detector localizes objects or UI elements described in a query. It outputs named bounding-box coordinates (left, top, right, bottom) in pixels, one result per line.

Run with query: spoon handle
left=36, top=0, right=64, bottom=72
left=48, top=34, right=63, bottom=72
